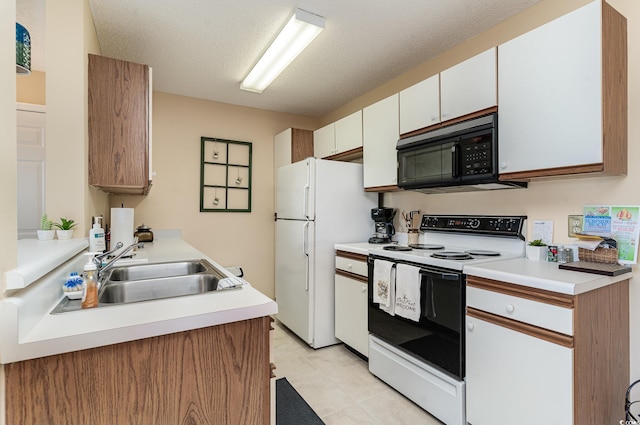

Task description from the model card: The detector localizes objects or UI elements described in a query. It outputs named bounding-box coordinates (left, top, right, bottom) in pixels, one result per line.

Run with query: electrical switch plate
left=568, top=215, right=583, bottom=238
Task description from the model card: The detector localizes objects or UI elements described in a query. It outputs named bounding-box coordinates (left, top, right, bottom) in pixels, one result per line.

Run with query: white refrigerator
left=275, top=158, right=377, bottom=348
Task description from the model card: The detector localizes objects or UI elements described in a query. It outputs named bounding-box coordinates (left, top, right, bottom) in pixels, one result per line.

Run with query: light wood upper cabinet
left=399, top=74, right=440, bottom=135
left=274, top=128, right=313, bottom=168
left=88, top=54, right=152, bottom=195
left=363, top=93, right=399, bottom=190
left=314, top=110, right=363, bottom=159
left=440, top=48, right=497, bottom=123
left=498, top=0, right=627, bottom=180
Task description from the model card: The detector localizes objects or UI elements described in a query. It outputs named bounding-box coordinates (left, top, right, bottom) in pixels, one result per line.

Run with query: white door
left=275, top=158, right=315, bottom=220
left=275, top=219, right=315, bottom=345
left=466, top=315, right=573, bottom=425
left=16, top=103, right=46, bottom=239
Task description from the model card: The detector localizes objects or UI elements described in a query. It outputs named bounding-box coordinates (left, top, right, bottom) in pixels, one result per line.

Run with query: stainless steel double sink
left=51, top=259, right=231, bottom=314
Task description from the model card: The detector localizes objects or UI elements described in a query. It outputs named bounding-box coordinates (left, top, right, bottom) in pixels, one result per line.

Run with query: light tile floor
left=273, top=320, right=443, bottom=425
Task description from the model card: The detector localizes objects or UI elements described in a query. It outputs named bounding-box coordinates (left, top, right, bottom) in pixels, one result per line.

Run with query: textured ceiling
left=18, top=0, right=541, bottom=117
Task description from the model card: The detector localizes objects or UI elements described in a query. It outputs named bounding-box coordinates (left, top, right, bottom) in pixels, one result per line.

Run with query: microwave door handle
left=451, top=142, right=460, bottom=178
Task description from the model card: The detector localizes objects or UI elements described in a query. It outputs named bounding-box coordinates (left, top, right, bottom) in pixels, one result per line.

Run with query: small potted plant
left=526, top=239, right=548, bottom=261
left=53, top=217, right=77, bottom=240
left=37, top=213, right=55, bottom=241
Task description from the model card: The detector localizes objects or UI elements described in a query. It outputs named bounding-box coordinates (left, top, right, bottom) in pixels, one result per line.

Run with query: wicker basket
left=578, top=247, right=618, bottom=264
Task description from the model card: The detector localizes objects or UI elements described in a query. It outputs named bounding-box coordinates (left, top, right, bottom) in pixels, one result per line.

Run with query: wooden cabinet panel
left=5, top=317, right=271, bottom=425
left=88, top=54, right=151, bottom=194
left=274, top=128, right=313, bottom=168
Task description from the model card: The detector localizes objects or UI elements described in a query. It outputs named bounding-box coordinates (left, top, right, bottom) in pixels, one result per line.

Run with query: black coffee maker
left=369, top=208, right=396, bottom=244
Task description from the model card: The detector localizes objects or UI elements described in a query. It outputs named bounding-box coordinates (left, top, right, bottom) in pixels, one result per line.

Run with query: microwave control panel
left=459, top=133, right=493, bottom=176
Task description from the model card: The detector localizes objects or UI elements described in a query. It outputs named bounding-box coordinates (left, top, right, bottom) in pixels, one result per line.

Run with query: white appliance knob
left=506, top=304, right=515, bottom=313
left=467, top=322, right=474, bottom=331
left=500, top=162, right=508, bottom=170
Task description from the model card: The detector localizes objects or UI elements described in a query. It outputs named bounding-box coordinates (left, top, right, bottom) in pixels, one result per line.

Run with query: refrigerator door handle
left=303, top=222, right=310, bottom=291
left=303, top=184, right=310, bottom=219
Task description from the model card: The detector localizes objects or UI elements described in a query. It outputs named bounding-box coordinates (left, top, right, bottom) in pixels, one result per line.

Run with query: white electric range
left=367, top=214, right=527, bottom=425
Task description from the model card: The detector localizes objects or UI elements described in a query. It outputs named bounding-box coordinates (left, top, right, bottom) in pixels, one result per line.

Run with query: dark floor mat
left=276, top=377, right=324, bottom=425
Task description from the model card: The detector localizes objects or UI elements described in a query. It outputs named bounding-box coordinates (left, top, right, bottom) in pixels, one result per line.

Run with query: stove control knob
left=468, top=219, right=480, bottom=229
left=505, top=304, right=515, bottom=313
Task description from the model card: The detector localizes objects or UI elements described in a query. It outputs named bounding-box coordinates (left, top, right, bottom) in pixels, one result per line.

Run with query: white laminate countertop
left=5, top=238, right=89, bottom=290
left=464, top=258, right=634, bottom=295
left=0, top=235, right=277, bottom=364
left=335, top=242, right=394, bottom=256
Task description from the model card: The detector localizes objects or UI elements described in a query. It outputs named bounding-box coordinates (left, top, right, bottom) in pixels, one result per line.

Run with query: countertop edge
left=0, top=237, right=277, bottom=364
left=464, top=259, right=634, bottom=295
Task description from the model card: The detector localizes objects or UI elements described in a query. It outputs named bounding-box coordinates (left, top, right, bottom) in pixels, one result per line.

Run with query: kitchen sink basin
left=106, top=260, right=208, bottom=281
left=99, top=273, right=219, bottom=304
left=51, top=259, right=233, bottom=314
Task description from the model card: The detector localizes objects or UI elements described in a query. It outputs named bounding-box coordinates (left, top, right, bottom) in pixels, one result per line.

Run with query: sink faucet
left=95, top=240, right=144, bottom=281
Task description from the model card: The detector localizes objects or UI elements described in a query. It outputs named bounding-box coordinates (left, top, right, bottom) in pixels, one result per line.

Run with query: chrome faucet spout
left=97, top=241, right=144, bottom=281
left=93, top=242, right=123, bottom=268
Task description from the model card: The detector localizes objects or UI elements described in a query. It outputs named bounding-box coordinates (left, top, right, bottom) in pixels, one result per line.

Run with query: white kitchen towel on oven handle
left=394, top=264, right=421, bottom=322
left=373, top=259, right=394, bottom=309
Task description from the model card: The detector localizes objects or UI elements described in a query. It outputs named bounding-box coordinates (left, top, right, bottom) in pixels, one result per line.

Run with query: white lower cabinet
left=334, top=252, right=369, bottom=356
left=465, top=315, right=573, bottom=425
left=335, top=274, right=368, bottom=356
left=465, top=275, right=629, bottom=425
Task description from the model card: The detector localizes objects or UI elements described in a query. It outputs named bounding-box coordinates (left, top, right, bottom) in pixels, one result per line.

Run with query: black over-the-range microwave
left=396, top=113, right=527, bottom=193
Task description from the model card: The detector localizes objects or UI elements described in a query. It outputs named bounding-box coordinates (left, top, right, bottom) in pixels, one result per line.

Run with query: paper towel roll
left=110, top=208, right=134, bottom=255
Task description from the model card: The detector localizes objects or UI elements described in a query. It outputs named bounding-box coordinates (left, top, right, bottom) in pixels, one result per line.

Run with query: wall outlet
left=568, top=215, right=583, bottom=237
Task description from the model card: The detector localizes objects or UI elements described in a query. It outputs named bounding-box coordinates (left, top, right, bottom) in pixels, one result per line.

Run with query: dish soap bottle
left=89, top=217, right=106, bottom=253
left=81, top=255, right=99, bottom=309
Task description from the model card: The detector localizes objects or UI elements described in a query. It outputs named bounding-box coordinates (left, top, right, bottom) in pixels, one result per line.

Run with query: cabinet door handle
left=467, top=322, right=474, bottom=331
left=506, top=304, right=515, bottom=313
left=361, top=286, right=366, bottom=293
left=347, top=263, right=353, bottom=270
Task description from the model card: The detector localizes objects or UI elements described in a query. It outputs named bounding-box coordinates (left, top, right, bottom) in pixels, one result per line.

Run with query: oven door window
left=398, top=140, right=456, bottom=185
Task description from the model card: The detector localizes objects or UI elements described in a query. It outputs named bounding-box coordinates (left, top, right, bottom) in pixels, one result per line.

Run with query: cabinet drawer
left=467, top=286, right=573, bottom=335
left=335, top=256, right=368, bottom=277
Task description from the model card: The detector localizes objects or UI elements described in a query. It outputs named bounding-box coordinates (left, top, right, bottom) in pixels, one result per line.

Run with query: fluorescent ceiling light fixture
left=241, top=8, right=325, bottom=93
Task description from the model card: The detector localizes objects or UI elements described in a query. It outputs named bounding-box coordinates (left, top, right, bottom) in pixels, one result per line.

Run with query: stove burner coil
left=430, top=251, right=474, bottom=260
left=408, top=244, right=445, bottom=250
left=464, top=250, right=501, bottom=256
left=383, top=245, right=413, bottom=251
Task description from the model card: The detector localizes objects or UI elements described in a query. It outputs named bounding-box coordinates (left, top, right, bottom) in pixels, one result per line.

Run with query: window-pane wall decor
left=200, top=137, right=252, bottom=212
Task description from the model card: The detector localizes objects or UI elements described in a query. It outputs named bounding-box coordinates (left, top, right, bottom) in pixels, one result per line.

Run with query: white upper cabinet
left=314, top=110, right=363, bottom=158
left=363, top=93, right=399, bottom=189
left=335, top=110, right=363, bottom=153
left=399, top=74, right=440, bottom=135
left=440, top=48, right=497, bottom=122
left=498, top=1, right=626, bottom=179
left=274, top=128, right=293, bottom=169
left=313, top=123, right=335, bottom=159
